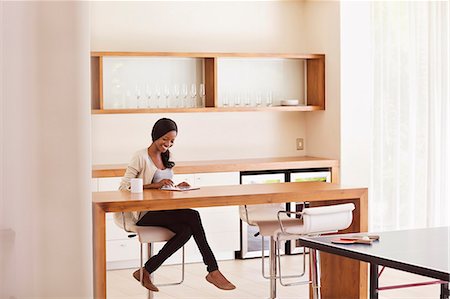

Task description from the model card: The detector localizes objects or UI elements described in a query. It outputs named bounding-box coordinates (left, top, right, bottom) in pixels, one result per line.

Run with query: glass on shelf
left=199, top=83, right=206, bottom=108
left=222, top=93, right=229, bottom=107
left=244, top=92, right=251, bottom=107
left=181, top=84, right=188, bottom=108
left=265, top=91, right=273, bottom=107
left=163, top=85, right=170, bottom=108
left=190, top=84, right=197, bottom=108
left=255, top=93, right=262, bottom=107
left=155, top=86, right=161, bottom=108
left=234, top=93, right=241, bottom=107
left=136, top=84, right=147, bottom=109
left=172, top=84, right=180, bottom=108
left=145, top=84, right=152, bottom=108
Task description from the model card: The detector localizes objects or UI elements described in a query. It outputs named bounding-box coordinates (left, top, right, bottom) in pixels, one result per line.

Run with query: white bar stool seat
left=240, top=202, right=355, bottom=299
left=114, top=212, right=185, bottom=299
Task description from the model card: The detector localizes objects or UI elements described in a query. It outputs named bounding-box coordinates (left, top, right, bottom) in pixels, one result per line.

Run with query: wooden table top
left=92, top=156, right=339, bottom=178
left=92, top=182, right=367, bottom=213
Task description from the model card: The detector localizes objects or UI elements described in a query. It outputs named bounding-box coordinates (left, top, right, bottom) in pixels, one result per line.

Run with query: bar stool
left=239, top=203, right=355, bottom=299
left=114, top=212, right=185, bottom=298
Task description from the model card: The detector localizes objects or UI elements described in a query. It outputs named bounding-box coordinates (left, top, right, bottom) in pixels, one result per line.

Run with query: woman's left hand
left=177, top=181, right=190, bottom=187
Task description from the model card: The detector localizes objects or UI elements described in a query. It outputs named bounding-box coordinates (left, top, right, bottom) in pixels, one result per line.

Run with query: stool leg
left=147, top=243, right=154, bottom=299
left=310, top=249, right=321, bottom=299
left=269, top=236, right=277, bottom=299
left=140, top=243, right=144, bottom=283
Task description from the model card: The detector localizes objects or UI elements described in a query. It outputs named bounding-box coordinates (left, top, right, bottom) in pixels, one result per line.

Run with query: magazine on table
left=160, top=185, right=200, bottom=191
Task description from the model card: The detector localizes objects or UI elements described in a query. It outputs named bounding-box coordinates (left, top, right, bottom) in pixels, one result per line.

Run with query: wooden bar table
left=93, top=182, right=368, bottom=299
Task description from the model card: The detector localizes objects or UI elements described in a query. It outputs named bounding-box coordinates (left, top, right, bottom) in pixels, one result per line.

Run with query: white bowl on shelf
left=280, top=99, right=300, bottom=106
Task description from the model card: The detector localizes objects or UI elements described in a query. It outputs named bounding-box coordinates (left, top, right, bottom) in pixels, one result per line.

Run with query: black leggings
left=136, top=209, right=218, bottom=274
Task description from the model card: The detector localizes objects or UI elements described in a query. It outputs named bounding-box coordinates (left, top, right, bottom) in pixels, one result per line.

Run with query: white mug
left=130, top=178, right=143, bottom=193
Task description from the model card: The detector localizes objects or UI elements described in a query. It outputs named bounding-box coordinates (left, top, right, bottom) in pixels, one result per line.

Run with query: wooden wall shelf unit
left=91, top=52, right=325, bottom=114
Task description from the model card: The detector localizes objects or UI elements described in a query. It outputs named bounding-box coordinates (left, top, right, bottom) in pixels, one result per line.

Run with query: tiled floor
left=107, top=255, right=442, bottom=299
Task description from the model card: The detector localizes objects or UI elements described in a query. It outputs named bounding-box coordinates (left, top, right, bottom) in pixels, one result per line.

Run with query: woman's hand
left=176, top=181, right=190, bottom=187
left=156, top=179, right=174, bottom=189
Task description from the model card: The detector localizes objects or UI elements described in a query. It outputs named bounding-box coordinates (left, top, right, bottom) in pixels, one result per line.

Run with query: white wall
left=303, top=1, right=341, bottom=160
left=300, top=1, right=372, bottom=189
left=90, top=1, right=311, bottom=164
left=340, top=2, right=372, bottom=187
left=1, top=2, right=92, bottom=298
left=93, top=112, right=306, bottom=163
left=91, top=1, right=306, bottom=53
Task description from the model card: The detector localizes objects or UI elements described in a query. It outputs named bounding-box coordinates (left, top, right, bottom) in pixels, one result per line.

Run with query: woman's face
left=154, top=130, right=177, bottom=153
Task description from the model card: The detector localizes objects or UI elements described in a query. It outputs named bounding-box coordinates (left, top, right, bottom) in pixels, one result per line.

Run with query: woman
left=116, top=118, right=236, bottom=292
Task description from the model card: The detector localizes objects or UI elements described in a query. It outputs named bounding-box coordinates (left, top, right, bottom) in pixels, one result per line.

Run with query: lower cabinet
left=96, top=172, right=240, bottom=270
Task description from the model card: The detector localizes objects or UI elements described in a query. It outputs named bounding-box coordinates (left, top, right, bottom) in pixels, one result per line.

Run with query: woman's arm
left=144, top=179, right=174, bottom=189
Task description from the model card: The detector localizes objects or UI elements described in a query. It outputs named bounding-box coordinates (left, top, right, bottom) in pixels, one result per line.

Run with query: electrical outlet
left=296, top=138, right=304, bottom=150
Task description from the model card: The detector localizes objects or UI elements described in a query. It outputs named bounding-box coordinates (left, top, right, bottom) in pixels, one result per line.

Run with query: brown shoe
left=132, top=268, right=159, bottom=292
left=206, top=270, right=236, bottom=290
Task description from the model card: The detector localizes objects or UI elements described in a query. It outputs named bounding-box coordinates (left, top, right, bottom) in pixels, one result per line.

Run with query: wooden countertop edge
left=92, top=183, right=367, bottom=213
left=92, top=156, right=339, bottom=178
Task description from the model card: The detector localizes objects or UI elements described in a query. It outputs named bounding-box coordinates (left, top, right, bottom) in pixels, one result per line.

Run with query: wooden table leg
left=93, top=204, right=106, bottom=299
left=310, top=192, right=369, bottom=299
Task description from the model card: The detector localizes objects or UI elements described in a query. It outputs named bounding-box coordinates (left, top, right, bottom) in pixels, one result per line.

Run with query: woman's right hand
left=156, top=179, right=174, bottom=188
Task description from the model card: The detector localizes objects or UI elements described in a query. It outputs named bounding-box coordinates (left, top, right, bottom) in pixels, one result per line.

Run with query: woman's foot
left=132, top=268, right=159, bottom=292
left=205, top=270, right=236, bottom=290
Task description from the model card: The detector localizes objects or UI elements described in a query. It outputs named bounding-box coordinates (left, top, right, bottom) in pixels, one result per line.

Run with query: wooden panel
left=331, top=165, right=340, bottom=184
left=92, top=156, right=339, bottom=178
left=204, top=58, right=216, bottom=107
left=92, top=182, right=367, bottom=212
left=98, top=56, right=103, bottom=109
left=309, top=196, right=368, bottom=299
left=90, top=56, right=101, bottom=110
left=91, top=51, right=324, bottom=59
left=91, top=105, right=323, bottom=114
left=306, top=56, right=325, bottom=108
left=93, top=204, right=106, bottom=299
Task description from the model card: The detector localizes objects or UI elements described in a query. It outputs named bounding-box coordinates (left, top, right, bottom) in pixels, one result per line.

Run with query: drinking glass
left=222, top=93, right=229, bottom=107
left=135, top=84, right=143, bottom=108
left=256, top=93, right=262, bottom=107
left=181, top=84, right=188, bottom=108
left=266, top=91, right=273, bottom=107
left=173, top=84, right=180, bottom=108
left=199, top=83, right=206, bottom=108
left=190, top=84, right=197, bottom=108
left=244, top=92, right=251, bottom=107
left=155, top=86, right=161, bottom=108
left=145, top=84, right=152, bottom=108
left=163, top=85, right=170, bottom=108
left=235, top=93, right=241, bottom=107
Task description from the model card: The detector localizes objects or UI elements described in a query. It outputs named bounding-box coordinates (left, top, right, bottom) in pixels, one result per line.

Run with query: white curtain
left=370, top=1, right=449, bottom=231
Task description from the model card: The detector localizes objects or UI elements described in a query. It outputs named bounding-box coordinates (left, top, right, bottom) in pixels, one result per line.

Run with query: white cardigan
left=114, top=148, right=173, bottom=231
left=119, top=148, right=159, bottom=192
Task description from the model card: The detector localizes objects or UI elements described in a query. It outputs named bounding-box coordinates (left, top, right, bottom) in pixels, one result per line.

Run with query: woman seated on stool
left=116, top=117, right=236, bottom=292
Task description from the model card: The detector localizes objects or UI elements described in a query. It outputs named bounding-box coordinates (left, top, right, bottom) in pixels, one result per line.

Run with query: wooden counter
left=92, top=156, right=339, bottom=180
left=93, top=182, right=367, bottom=299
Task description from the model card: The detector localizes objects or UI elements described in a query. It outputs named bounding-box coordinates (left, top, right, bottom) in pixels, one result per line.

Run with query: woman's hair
left=151, top=118, right=178, bottom=168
